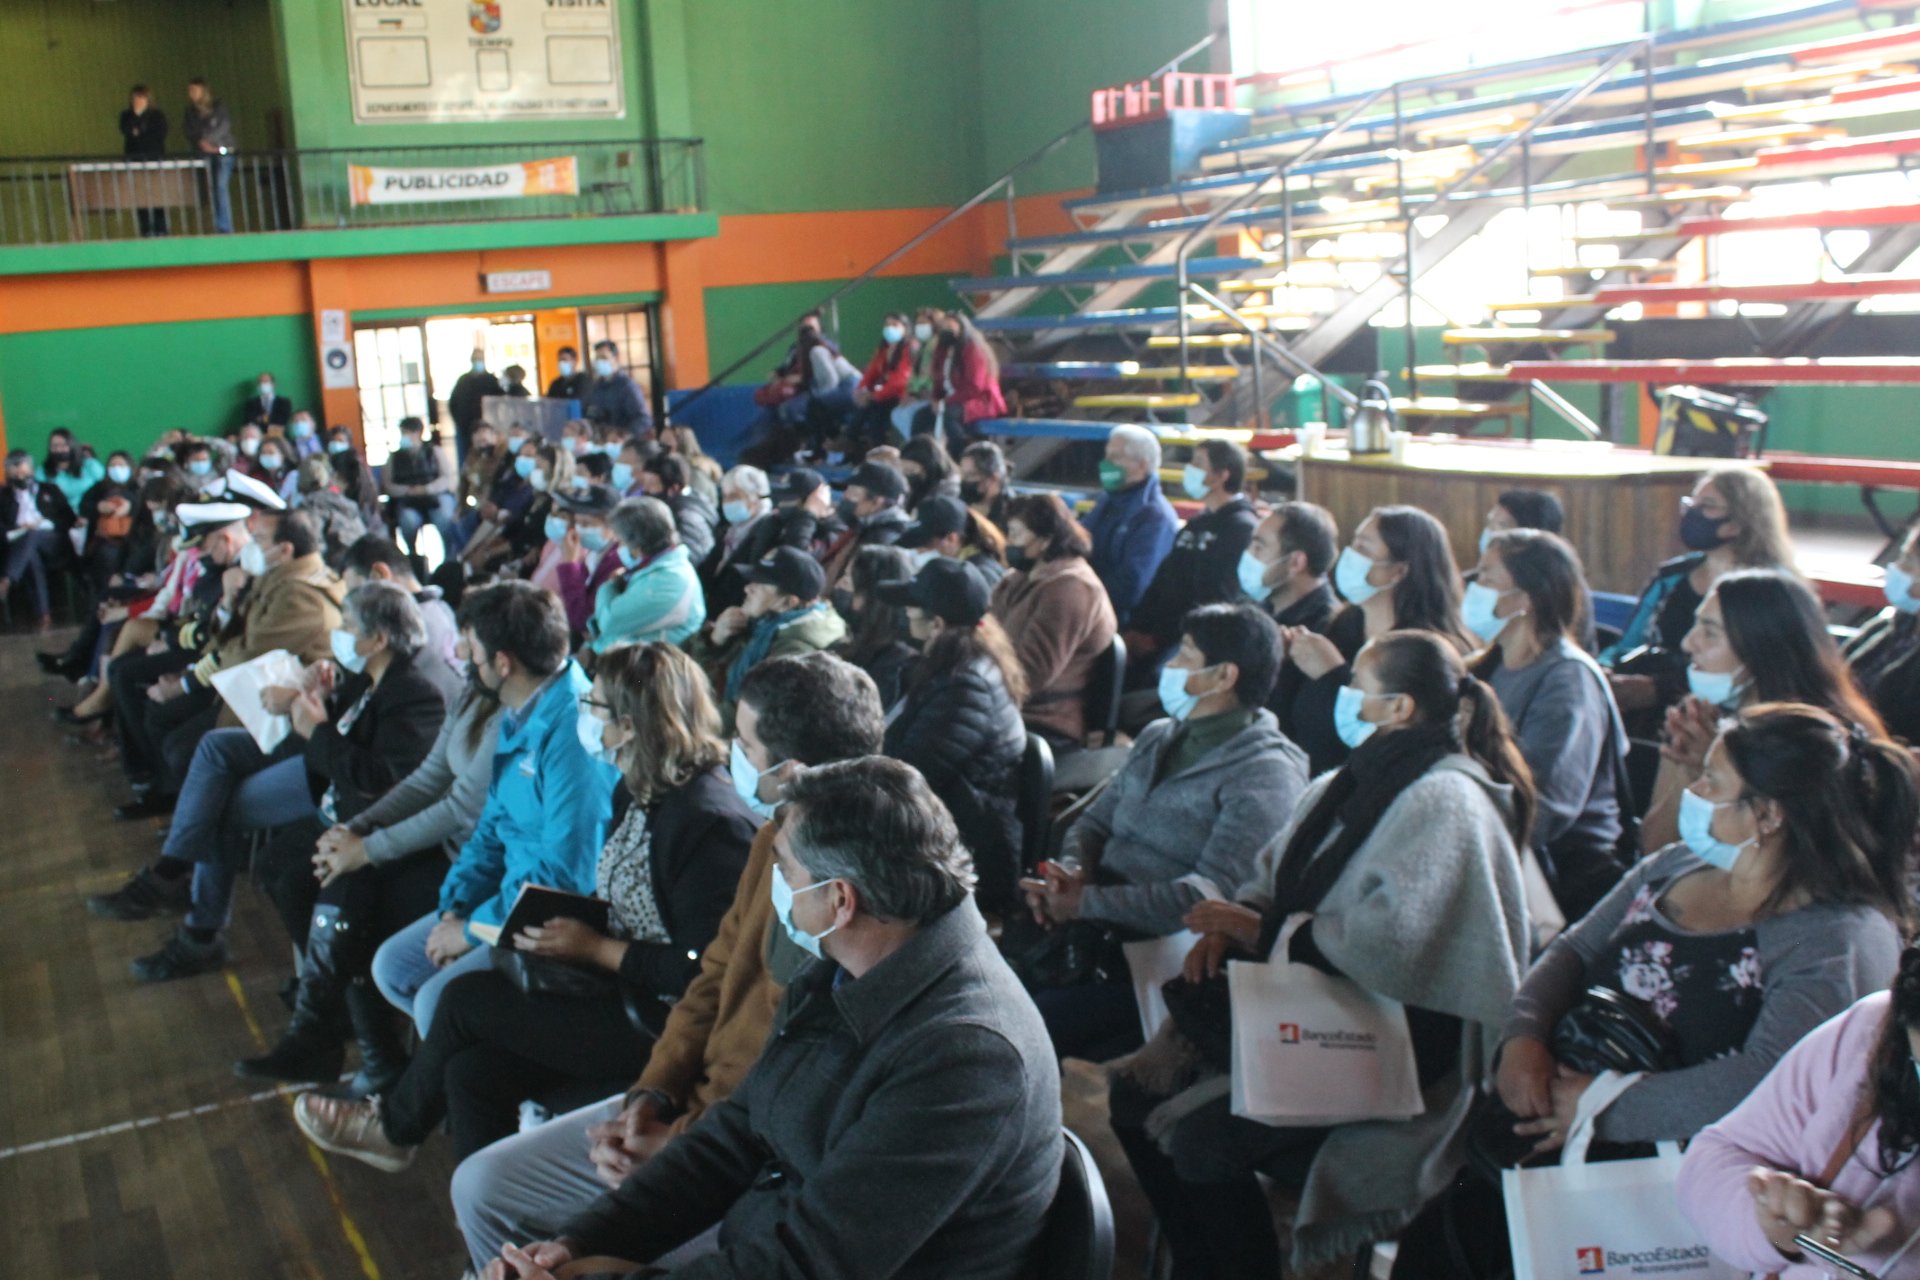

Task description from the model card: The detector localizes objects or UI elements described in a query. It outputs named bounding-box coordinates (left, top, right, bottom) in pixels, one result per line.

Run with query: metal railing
left=0, top=138, right=704, bottom=245
left=667, top=29, right=1223, bottom=420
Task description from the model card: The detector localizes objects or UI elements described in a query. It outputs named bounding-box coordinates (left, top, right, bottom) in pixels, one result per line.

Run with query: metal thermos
left=1348, top=378, right=1397, bottom=455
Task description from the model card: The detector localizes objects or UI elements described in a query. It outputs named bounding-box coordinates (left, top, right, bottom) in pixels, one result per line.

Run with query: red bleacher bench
left=1592, top=277, right=1920, bottom=306
left=1506, top=358, right=1920, bottom=385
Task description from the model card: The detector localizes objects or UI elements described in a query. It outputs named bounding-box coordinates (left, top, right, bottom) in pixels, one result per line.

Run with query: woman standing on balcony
left=118, top=84, right=170, bottom=237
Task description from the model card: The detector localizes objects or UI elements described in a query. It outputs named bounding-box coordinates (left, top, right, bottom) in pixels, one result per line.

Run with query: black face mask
left=1006, top=546, right=1033, bottom=573
left=959, top=479, right=985, bottom=505
left=836, top=498, right=861, bottom=527
left=1678, top=504, right=1731, bottom=552
left=8, top=474, right=29, bottom=490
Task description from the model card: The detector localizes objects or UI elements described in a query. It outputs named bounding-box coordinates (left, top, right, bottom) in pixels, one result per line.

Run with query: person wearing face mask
left=897, top=432, right=960, bottom=514
left=43, top=462, right=167, bottom=686
left=105, top=583, right=449, bottom=988
left=638, top=453, right=717, bottom=566
left=988, top=493, right=1117, bottom=749
left=1120, top=439, right=1260, bottom=720
left=692, top=546, right=847, bottom=730
left=1240, top=500, right=1339, bottom=725
left=872, top=558, right=1029, bottom=913
left=1472, top=488, right=1598, bottom=652
left=447, top=350, right=505, bottom=464
left=1021, top=603, right=1305, bottom=1064
left=240, top=371, right=292, bottom=430
left=456, top=440, right=552, bottom=572
left=500, top=364, right=530, bottom=398
left=369, top=582, right=616, bottom=1038
left=444, top=652, right=884, bottom=1275
left=911, top=312, right=1007, bottom=451
left=479, top=756, right=1061, bottom=1280
left=847, top=312, right=919, bottom=450
left=1, top=447, right=76, bottom=630
left=833, top=544, right=919, bottom=708
left=1080, top=424, right=1179, bottom=629
left=297, top=641, right=756, bottom=1172
left=584, top=496, right=707, bottom=654
left=819, top=459, right=912, bottom=591
left=1284, top=504, right=1475, bottom=776
left=285, top=412, right=322, bottom=461
left=1680, top=945, right=1920, bottom=1280
left=72, top=449, right=144, bottom=594
left=958, top=440, right=1012, bottom=532
left=896, top=494, right=1008, bottom=590
left=1641, top=567, right=1885, bottom=856
left=886, top=307, right=949, bottom=442
left=1115, top=629, right=1533, bottom=1280
left=547, top=346, right=590, bottom=401
left=1466, top=530, right=1630, bottom=921
left=540, top=485, right=621, bottom=638
left=179, top=441, right=226, bottom=494
left=741, top=313, right=860, bottom=469
left=1843, top=524, right=1920, bottom=743
left=293, top=455, right=369, bottom=563
left=702, top=464, right=772, bottom=600
left=383, top=415, right=456, bottom=566
left=1400, top=704, right=1908, bottom=1280
left=39, top=426, right=106, bottom=511
left=582, top=340, right=652, bottom=438
left=229, top=423, right=268, bottom=481
left=1601, top=467, right=1795, bottom=724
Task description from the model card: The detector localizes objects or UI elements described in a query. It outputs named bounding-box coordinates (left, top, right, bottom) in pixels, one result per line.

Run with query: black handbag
left=490, top=945, right=621, bottom=1000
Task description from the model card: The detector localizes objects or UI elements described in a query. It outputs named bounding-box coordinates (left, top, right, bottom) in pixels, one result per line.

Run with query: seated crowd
left=29, top=360, right=1920, bottom=1280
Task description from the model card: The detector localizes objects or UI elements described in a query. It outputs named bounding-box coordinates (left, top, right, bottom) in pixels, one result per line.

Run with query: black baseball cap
left=848, top=461, right=907, bottom=504
left=897, top=495, right=968, bottom=549
left=737, top=545, right=826, bottom=602
left=772, top=467, right=826, bottom=504
left=554, top=483, right=618, bottom=518
left=875, top=557, right=990, bottom=626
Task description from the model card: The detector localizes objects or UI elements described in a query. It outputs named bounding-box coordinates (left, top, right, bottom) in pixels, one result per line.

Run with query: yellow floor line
left=225, top=971, right=384, bottom=1280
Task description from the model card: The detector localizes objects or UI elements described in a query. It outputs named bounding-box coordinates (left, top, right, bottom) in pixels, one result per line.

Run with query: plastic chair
left=1084, top=634, right=1127, bottom=748
left=1024, top=1127, right=1117, bottom=1280
left=1016, top=732, right=1056, bottom=873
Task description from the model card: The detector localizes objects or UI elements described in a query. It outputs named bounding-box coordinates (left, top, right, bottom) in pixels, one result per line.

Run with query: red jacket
left=860, top=341, right=916, bottom=406
left=938, top=340, right=1006, bottom=424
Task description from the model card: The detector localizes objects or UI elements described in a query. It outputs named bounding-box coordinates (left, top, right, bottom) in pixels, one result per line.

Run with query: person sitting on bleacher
left=913, top=313, right=1006, bottom=449
left=876, top=558, right=1029, bottom=916
left=369, top=582, right=616, bottom=1038
left=898, top=433, right=959, bottom=513
left=1600, top=467, right=1794, bottom=725
left=836, top=545, right=919, bottom=708
left=1843, top=521, right=1920, bottom=743
left=692, top=546, right=848, bottom=729
left=543, top=484, right=621, bottom=640
left=1467, top=530, right=1628, bottom=920
left=383, top=416, right=457, bottom=567
left=583, top=496, right=706, bottom=654
left=702, top=464, right=769, bottom=597
left=3, top=447, right=77, bottom=629
left=1120, top=439, right=1260, bottom=724
left=446, top=653, right=884, bottom=1275
left=1640, top=568, right=1885, bottom=855
left=819, top=460, right=911, bottom=591
left=1239, top=500, right=1340, bottom=752
left=1081, top=424, right=1178, bottom=629
left=1019, top=603, right=1306, bottom=1064
left=707, top=467, right=837, bottom=615
left=990, top=493, right=1117, bottom=750
left=74, top=450, right=149, bottom=596
left=898, top=494, right=1008, bottom=589
left=959, top=439, right=1013, bottom=533
left=295, top=455, right=368, bottom=564
left=1400, top=702, right=1909, bottom=1280
left=341, top=536, right=458, bottom=672
left=889, top=306, right=948, bottom=441
left=639, top=453, right=717, bottom=567
left=1281, top=504, right=1475, bottom=776
left=847, top=311, right=917, bottom=450
left=40, top=428, right=105, bottom=512
left=476, top=758, right=1062, bottom=1280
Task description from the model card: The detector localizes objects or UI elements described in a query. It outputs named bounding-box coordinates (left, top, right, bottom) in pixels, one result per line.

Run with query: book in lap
left=468, top=884, right=611, bottom=948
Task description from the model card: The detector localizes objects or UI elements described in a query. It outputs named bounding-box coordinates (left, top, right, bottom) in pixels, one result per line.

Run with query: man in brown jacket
left=450, top=652, right=885, bottom=1272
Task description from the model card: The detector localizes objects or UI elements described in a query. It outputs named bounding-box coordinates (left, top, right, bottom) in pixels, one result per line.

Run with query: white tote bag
left=208, top=648, right=304, bottom=753
left=1226, top=916, right=1424, bottom=1127
left=1123, top=930, right=1203, bottom=1042
left=1504, top=1072, right=1744, bottom=1280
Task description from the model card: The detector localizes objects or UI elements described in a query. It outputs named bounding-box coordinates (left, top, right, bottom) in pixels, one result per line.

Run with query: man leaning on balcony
left=184, top=78, right=236, bottom=234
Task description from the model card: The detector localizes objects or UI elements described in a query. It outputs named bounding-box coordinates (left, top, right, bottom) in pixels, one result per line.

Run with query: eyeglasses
left=580, top=697, right=613, bottom=714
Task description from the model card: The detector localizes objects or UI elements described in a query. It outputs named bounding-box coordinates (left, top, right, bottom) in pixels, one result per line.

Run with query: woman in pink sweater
left=1679, top=949, right=1920, bottom=1278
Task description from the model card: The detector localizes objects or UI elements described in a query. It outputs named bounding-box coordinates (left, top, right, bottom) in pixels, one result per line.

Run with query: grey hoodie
left=1069, top=708, right=1308, bottom=936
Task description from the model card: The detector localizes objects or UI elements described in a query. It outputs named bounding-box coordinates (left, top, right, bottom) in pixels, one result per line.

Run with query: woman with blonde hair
left=295, top=642, right=761, bottom=1169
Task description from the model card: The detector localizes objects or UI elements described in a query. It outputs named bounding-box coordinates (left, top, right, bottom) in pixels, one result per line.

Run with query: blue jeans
left=372, top=909, right=493, bottom=1036
left=163, top=729, right=314, bottom=930
left=207, top=154, right=234, bottom=233
left=394, top=494, right=458, bottom=558
left=4, top=527, right=61, bottom=618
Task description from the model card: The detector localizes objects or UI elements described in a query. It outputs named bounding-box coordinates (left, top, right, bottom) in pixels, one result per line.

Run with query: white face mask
left=577, top=706, right=619, bottom=766
left=238, top=540, right=269, bottom=577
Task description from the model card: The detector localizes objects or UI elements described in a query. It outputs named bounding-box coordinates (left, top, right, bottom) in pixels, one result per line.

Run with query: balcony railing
left=0, top=138, right=704, bottom=246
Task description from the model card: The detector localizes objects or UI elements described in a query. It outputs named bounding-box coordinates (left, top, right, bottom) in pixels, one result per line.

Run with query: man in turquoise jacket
left=371, top=581, right=617, bottom=1035
left=586, top=495, right=707, bottom=654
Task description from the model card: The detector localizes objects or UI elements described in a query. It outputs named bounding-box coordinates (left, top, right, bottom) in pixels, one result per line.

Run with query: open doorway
left=424, top=314, right=536, bottom=416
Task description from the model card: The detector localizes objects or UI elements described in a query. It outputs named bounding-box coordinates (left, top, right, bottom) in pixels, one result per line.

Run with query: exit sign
left=482, top=270, right=552, bottom=294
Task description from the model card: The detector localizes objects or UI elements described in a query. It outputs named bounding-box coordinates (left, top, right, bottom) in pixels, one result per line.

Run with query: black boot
left=316, top=982, right=410, bottom=1100
left=233, top=905, right=351, bottom=1083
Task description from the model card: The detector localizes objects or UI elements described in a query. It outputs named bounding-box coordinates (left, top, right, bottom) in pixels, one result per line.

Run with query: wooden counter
left=1293, top=440, right=1759, bottom=594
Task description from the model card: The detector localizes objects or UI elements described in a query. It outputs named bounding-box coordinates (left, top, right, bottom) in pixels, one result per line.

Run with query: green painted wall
left=704, top=274, right=955, bottom=384
left=0, top=0, right=289, bottom=156
left=0, top=316, right=317, bottom=458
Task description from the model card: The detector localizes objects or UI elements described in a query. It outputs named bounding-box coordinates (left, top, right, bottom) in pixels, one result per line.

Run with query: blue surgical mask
left=505, top=433, right=528, bottom=453
left=579, top=525, right=610, bottom=553
left=1237, top=549, right=1275, bottom=602
left=290, top=419, right=314, bottom=438
left=1886, top=562, right=1920, bottom=614
left=770, top=867, right=838, bottom=960
left=327, top=440, right=351, bottom=455
left=108, top=464, right=132, bottom=484
left=186, top=458, right=212, bottom=477
left=1678, top=787, right=1755, bottom=872
left=1686, top=664, right=1741, bottom=708
left=618, top=545, right=644, bottom=570
left=913, top=322, right=933, bottom=343
left=258, top=453, right=283, bottom=472
left=610, top=462, right=634, bottom=491
left=258, top=383, right=275, bottom=400
left=329, top=628, right=367, bottom=674
left=1157, top=663, right=1210, bottom=721
left=723, top=499, right=753, bottom=525
left=593, top=358, right=616, bottom=378
left=471, top=359, right=486, bottom=374
left=1479, top=527, right=1496, bottom=557
left=529, top=469, right=550, bottom=493
left=729, top=739, right=780, bottom=820
left=882, top=324, right=905, bottom=345
left=1462, top=580, right=1519, bottom=643
left=513, top=455, right=536, bottom=479
left=1333, top=684, right=1378, bottom=749
left=544, top=515, right=569, bottom=543
left=1181, top=464, right=1209, bottom=501
left=576, top=707, right=617, bottom=766
left=558, top=359, right=575, bottom=377
left=1334, top=544, right=1384, bottom=605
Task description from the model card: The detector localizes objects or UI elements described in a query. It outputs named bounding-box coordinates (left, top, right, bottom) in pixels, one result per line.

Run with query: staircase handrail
left=667, top=28, right=1222, bottom=422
